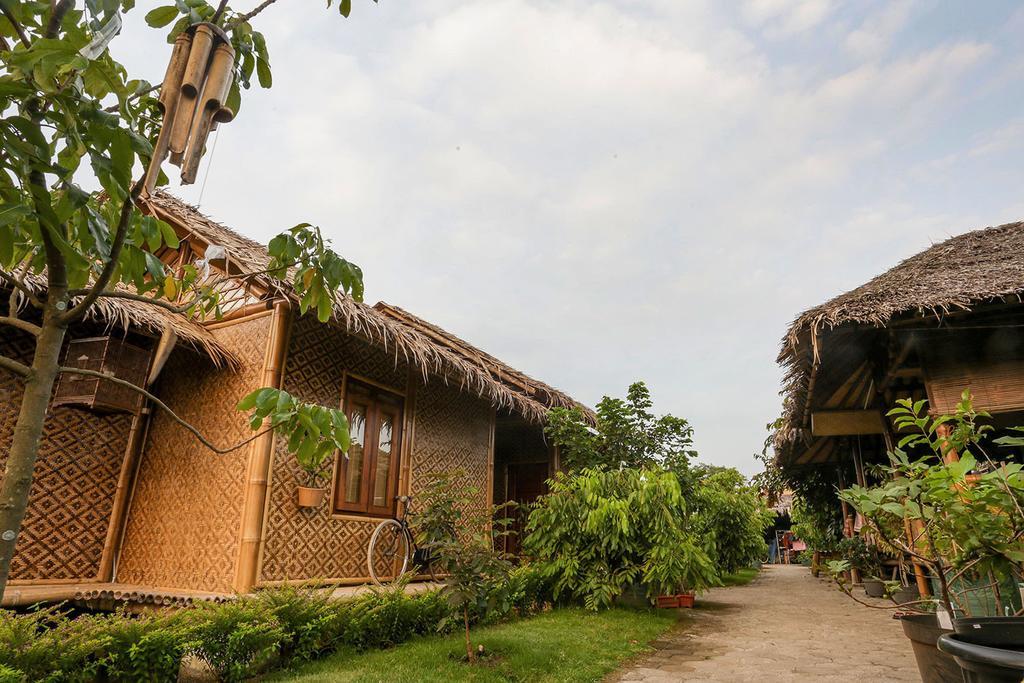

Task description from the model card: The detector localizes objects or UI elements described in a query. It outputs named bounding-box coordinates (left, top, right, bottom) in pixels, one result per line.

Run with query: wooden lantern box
left=53, top=337, right=153, bottom=413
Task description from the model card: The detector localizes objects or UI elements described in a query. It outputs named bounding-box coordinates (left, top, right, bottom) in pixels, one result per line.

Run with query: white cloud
left=845, top=0, right=917, bottom=60
left=743, top=0, right=837, bottom=37
left=109, top=0, right=1024, bottom=474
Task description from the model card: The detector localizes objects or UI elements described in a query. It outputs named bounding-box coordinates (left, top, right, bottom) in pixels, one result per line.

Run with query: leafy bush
left=0, top=571, right=553, bottom=681
left=690, top=467, right=772, bottom=575
left=0, top=606, right=107, bottom=682
left=336, top=581, right=452, bottom=650
left=254, top=585, right=338, bottom=663
left=0, top=665, right=24, bottom=683
left=840, top=393, right=1024, bottom=615
left=525, top=467, right=717, bottom=609
left=412, top=473, right=514, bottom=661
left=185, top=601, right=286, bottom=682
left=546, top=382, right=697, bottom=473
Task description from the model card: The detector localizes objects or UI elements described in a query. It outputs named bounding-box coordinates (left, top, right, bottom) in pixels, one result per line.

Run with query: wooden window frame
left=334, top=378, right=404, bottom=518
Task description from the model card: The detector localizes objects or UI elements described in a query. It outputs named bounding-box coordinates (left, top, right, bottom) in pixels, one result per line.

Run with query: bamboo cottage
left=0, top=192, right=589, bottom=608
left=774, top=219, right=1024, bottom=591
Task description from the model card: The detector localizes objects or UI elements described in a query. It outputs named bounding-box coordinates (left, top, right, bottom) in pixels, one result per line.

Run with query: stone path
left=610, top=564, right=919, bottom=682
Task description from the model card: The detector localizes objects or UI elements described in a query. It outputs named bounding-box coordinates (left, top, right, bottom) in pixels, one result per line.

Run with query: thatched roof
left=142, top=192, right=592, bottom=424
left=13, top=275, right=238, bottom=368
left=375, top=302, right=587, bottom=420
left=776, top=219, right=1024, bottom=460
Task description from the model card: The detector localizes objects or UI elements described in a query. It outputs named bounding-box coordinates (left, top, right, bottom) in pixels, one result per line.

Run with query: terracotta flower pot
left=656, top=594, right=680, bottom=609
left=296, top=486, right=326, bottom=508
left=677, top=592, right=695, bottom=608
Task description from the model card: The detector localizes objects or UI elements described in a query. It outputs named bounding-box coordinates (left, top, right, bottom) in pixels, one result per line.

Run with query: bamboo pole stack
left=143, top=23, right=236, bottom=194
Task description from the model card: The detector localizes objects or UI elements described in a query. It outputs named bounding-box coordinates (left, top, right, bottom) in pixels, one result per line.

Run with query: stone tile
left=607, top=565, right=919, bottom=682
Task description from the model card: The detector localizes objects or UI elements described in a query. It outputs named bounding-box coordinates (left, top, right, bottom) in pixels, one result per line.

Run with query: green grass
left=718, top=567, right=760, bottom=587
left=268, top=607, right=679, bottom=683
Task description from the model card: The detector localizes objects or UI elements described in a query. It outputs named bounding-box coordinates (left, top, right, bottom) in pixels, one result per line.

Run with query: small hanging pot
left=297, top=486, right=326, bottom=508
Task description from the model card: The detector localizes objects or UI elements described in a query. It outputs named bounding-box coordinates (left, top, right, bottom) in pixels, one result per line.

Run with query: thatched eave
left=775, top=219, right=1024, bottom=463
left=142, top=192, right=591, bottom=425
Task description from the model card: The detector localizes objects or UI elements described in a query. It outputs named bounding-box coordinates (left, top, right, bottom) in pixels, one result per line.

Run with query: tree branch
left=211, top=0, right=230, bottom=24
left=0, top=355, right=30, bottom=378
left=57, top=366, right=274, bottom=455
left=229, top=0, right=282, bottom=27
left=60, top=179, right=144, bottom=324
left=0, top=316, right=40, bottom=336
left=45, top=0, right=74, bottom=38
left=68, top=289, right=194, bottom=315
left=0, top=3, right=30, bottom=47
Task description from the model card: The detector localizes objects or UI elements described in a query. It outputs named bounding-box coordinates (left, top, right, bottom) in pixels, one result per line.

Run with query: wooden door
left=505, top=462, right=549, bottom=555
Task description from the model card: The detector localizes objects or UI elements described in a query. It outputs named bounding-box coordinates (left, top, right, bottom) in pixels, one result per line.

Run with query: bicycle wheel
left=368, top=519, right=410, bottom=586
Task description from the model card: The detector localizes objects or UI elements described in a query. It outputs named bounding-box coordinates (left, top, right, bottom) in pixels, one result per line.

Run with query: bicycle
left=367, top=495, right=438, bottom=586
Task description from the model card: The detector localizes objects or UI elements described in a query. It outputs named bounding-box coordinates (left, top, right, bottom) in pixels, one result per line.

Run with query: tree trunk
left=0, top=319, right=66, bottom=597
left=464, top=606, right=473, bottom=662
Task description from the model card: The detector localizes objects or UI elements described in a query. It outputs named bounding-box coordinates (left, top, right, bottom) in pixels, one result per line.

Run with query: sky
left=110, top=0, right=1024, bottom=476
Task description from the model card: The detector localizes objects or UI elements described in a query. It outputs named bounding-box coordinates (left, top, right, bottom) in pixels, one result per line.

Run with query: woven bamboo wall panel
left=927, top=361, right=1024, bottom=415
left=260, top=317, right=410, bottom=582
left=410, top=378, right=491, bottom=511
left=117, top=316, right=271, bottom=593
left=1, top=329, right=132, bottom=581
left=260, top=317, right=489, bottom=583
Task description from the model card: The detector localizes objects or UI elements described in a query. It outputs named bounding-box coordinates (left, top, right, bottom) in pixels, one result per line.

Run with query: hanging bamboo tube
left=142, top=22, right=237, bottom=193
left=168, top=23, right=216, bottom=166
left=181, top=41, right=235, bottom=183
left=142, top=32, right=193, bottom=196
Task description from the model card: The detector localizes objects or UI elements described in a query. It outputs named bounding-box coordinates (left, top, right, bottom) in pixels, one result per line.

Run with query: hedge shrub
left=0, top=566, right=553, bottom=682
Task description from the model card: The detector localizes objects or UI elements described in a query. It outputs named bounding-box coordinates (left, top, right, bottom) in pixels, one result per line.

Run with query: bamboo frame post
left=97, top=408, right=150, bottom=581
left=233, top=299, right=292, bottom=594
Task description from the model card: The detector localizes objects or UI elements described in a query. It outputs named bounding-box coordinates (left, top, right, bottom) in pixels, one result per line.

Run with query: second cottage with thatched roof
left=0, top=192, right=590, bottom=608
left=773, top=219, right=1024, bottom=592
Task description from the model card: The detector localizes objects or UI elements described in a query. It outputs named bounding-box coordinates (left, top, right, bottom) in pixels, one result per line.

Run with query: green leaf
left=144, top=5, right=180, bottom=27
left=256, top=57, right=272, bottom=88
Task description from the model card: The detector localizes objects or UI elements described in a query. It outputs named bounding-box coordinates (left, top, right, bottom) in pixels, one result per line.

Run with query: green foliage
left=186, top=601, right=286, bottom=682
left=237, top=387, right=349, bottom=485
left=265, top=606, right=677, bottom=683
left=334, top=582, right=455, bottom=651
left=0, top=605, right=187, bottom=683
left=690, top=467, right=772, bottom=575
left=546, top=382, right=697, bottom=474
left=0, top=665, right=24, bottom=683
left=790, top=494, right=843, bottom=554
left=525, top=468, right=717, bottom=609
left=267, top=223, right=364, bottom=319
left=411, top=473, right=514, bottom=660
left=839, top=392, right=1024, bottom=615
left=0, top=574, right=557, bottom=682
left=254, top=586, right=338, bottom=663
left=836, top=536, right=882, bottom=578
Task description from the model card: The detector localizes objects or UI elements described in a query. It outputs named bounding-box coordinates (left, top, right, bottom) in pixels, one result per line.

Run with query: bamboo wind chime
left=142, top=23, right=236, bottom=195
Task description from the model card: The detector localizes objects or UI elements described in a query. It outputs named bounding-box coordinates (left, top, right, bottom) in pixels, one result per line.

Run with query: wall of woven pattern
left=117, top=314, right=272, bottom=593
left=2, top=327, right=132, bottom=581
left=259, top=315, right=492, bottom=583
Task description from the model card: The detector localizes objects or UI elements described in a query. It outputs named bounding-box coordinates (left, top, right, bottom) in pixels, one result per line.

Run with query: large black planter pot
left=954, top=617, right=1024, bottom=649
left=937, top=633, right=1024, bottom=683
left=863, top=578, right=886, bottom=598
left=900, top=613, right=963, bottom=683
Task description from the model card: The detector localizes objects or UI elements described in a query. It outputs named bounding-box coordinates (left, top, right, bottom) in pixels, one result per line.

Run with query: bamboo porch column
left=97, top=409, right=150, bottom=582
left=234, top=300, right=292, bottom=594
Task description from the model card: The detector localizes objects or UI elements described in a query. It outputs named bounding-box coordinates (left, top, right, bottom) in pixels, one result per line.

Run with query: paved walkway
left=610, top=565, right=919, bottom=682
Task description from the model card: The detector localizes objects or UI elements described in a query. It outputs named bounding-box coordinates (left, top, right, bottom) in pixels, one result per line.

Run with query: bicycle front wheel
left=368, top=519, right=410, bottom=586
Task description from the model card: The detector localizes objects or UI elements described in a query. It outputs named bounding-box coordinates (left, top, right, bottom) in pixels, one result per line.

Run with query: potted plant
left=295, top=444, right=333, bottom=508
left=839, top=535, right=887, bottom=595
left=837, top=393, right=1024, bottom=682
